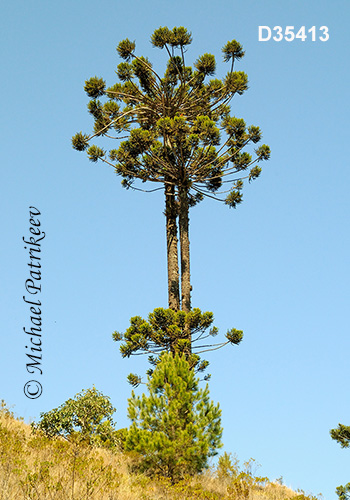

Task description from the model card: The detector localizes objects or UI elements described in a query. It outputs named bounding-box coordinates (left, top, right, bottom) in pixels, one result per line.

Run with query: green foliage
left=87, top=145, right=106, bottom=161
left=71, top=131, right=89, bottom=151
left=151, top=26, right=173, bottom=48
left=116, top=38, right=136, bottom=61
left=125, top=353, right=223, bottom=482
left=194, top=53, right=216, bottom=76
left=331, top=422, right=350, bottom=498
left=330, top=423, right=350, bottom=448
left=172, top=26, right=193, bottom=47
left=256, top=144, right=271, bottom=160
left=117, top=62, right=134, bottom=81
left=225, top=189, right=243, bottom=208
left=217, top=452, right=240, bottom=479
left=114, top=427, right=128, bottom=451
left=249, top=166, right=262, bottom=182
left=31, top=387, right=119, bottom=448
left=222, top=40, right=245, bottom=63
left=73, top=26, right=270, bottom=207
left=113, top=307, right=243, bottom=385
left=225, top=328, right=244, bottom=344
left=151, top=26, right=193, bottom=49
left=224, top=71, right=248, bottom=95
left=336, top=483, right=350, bottom=500
left=84, top=76, right=106, bottom=98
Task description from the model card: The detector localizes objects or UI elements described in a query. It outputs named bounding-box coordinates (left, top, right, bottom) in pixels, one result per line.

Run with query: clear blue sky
left=1, top=1, right=349, bottom=498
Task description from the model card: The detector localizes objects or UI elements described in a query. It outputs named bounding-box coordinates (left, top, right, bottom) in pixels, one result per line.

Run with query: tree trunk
left=179, top=185, right=191, bottom=313
left=165, top=182, right=180, bottom=312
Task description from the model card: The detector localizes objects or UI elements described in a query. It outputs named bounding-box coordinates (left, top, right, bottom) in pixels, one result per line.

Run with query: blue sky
left=1, top=0, right=349, bottom=498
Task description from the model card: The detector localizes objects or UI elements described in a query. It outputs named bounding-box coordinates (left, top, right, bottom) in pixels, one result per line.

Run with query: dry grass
left=0, top=408, right=319, bottom=500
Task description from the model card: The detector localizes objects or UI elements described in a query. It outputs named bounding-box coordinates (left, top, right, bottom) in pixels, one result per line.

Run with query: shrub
left=31, top=387, right=119, bottom=448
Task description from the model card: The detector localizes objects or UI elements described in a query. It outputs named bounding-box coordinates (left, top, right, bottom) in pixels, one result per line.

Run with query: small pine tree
left=125, top=352, right=222, bottom=482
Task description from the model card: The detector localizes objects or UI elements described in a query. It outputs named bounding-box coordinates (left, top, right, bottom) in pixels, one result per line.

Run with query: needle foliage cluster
left=113, top=307, right=243, bottom=386
left=125, top=353, right=223, bottom=482
left=72, top=25, right=270, bottom=208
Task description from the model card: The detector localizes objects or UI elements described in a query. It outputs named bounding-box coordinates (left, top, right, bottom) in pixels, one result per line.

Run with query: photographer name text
left=23, top=206, right=45, bottom=399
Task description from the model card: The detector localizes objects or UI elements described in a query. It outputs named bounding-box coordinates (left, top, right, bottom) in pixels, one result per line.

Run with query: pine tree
left=125, top=352, right=222, bottom=482
left=72, top=26, right=270, bottom=315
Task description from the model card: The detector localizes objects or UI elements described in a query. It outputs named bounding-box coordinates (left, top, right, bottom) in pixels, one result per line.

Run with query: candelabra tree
left=113, top=306, right=243, bottom=386
left=72, top=26, right=270, bottom=321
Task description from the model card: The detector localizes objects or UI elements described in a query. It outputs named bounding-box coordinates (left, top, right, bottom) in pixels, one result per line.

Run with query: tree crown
left=72, top=26, right=270, bottom=209
left=31, top=387, right=118, bottom=448
left=113, top=306, right=243, bottom=386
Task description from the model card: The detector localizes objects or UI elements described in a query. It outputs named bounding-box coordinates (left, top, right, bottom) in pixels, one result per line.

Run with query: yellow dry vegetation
left=0, top=408, right=319, bottom=500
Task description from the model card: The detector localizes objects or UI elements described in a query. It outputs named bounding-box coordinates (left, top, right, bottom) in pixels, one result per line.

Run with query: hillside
left=0, top=406, right=320, bottom=500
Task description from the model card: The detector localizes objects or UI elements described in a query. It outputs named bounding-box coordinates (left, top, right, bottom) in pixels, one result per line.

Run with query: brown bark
left=178, top=185, right=191, bottom=313
left=165, top=182, right=180, bottom=312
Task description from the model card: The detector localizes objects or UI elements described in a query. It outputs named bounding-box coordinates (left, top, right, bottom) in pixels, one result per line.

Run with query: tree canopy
left=32, top=387, right=118, bottom=448
left=113, top=306, right=243, bottom=386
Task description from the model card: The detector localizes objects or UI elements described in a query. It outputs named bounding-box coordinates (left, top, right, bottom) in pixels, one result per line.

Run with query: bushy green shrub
left=31, top=387, right=119, bottom=448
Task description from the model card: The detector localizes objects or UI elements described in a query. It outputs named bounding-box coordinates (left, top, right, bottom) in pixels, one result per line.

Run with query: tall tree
left=72, top=26, right=270, bottom=315
left=125, top=352, right=222, bottom=482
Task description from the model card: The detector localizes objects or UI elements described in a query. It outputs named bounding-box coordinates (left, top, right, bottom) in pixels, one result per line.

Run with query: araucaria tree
left=125, top=352, right=222, bottom=481
left=113, top=306, right=243, bottom=386
left=72, top=26, right=270, bottom=317
left=70, top=28, right=269, bottom=480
